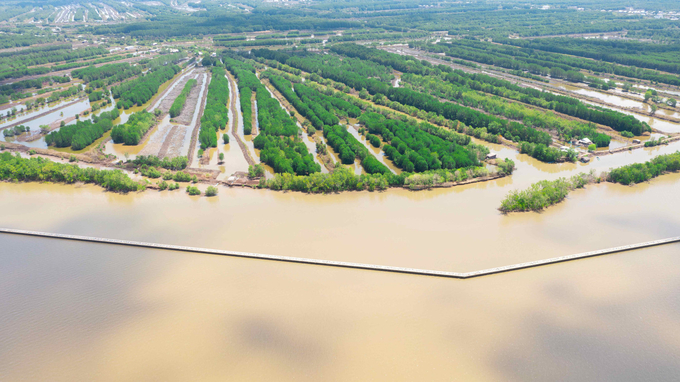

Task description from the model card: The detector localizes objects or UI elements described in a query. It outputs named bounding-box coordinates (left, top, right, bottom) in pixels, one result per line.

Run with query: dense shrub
left=608, top=151, right=680, bottom=185
left=199, top=66, right=229, bottom=150
left=499, top=172, right=594, bottom=212
left=169, top=79, right=196, bottom=118
left=113, top=65, right=180, bottom=109
left=45, top=109, right=120, bottom=150
left=0, top=152, right=145, bottom=193
left=131, top=155, right=188, bottom=170
left=110, top=111, right=155, bottom=145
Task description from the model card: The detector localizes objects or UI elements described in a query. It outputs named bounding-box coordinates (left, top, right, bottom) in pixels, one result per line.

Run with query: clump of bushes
left=205, top=186, right=218, bottom=197
left=263, top=166, right=393, bottom=193
left=367, top=133, right=381, bottom=148
left=132, top=155, right=188, bottom=170
left=644, top=137, right=667, bottom=147
left=186, top=185, right=201, bottom=195
left=248, top=164, right=265, bottom=178
left=160, top=179, right=182, bottom=191
left=140, top=166, right=161, bottom=178
left=173, top=171, right=192, bottom=182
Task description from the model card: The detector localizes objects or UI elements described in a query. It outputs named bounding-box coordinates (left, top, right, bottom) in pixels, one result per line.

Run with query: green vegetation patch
left=0, top=152, right=144, bottom=193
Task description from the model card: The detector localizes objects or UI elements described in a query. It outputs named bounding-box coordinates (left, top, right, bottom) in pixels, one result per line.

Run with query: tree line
left=0, top=45, right=107, bottom=76
left=335, top=42, right=644, bottom=136
left=252, top=48, right=563, bottom=162
left=169, top=79, right=197, bottom=118
left=501, top=38, right=680, bottom=77
left=270, top=76, right=390, bottom=174
left=500, top=151, right=680, bottom=212
left=45, top=108, right=121, bottom=150
left=440, top=69, right=647, bottom=135
left=111, top=111, right=156, bottom=145
left=223, top=57, right=261, bottom=135
left=402, top=72, right=609, bottom=148
left=198, top=66, right=229, bottom=150
left=112, top=64, right=180, bottom=109
left=418, top=40, right=680, bottom=87
left=223, top=56, right=322, bottom=175
left=0, top=152, right=145, bottom=193
left=360, top=112, right=481, bottom=172
left=72, top=63, right=142, bottom=89
left=131, top=155, right=188, bottom=170
left=0, top=75, right=70, bottom=103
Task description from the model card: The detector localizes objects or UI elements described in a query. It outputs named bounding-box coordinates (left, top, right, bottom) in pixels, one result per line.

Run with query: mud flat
left=174, top=68, right=206, bottom=125
left=154, top=70, right=197, bottom=116
left=185, top=72, right=211, bottom=165
left=147, top=65, right=195, bottom=114
left=215, top=76, right=250, bottom=179
left=139, top=71, right=210, bottom=160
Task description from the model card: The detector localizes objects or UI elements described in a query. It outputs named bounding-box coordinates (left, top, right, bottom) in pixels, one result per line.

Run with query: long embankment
left=1, top=228, right=678, bottom=279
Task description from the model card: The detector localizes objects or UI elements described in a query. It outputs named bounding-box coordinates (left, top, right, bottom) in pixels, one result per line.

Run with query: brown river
left=2, top=134, right=680, bottom=380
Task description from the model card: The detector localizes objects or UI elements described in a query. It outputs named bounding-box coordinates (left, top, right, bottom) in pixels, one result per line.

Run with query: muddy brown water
left=2, top=148, right=680, bottom=380
left=4, top=87, right=680, bottom=380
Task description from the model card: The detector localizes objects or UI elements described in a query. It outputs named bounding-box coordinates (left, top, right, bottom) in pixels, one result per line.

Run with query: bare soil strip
left=157, top=125, right=179, bottom=158
left=187, top=72, right=212, bottom=167
left=138, top=70, right=206, bottom=159
left=175, top=70, right=204, bottom=125
left=225, top=70, right=255, bottom=166
left=154, top=72, right=195, bottom=116
left=146, top=66, right=194, bottom=114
